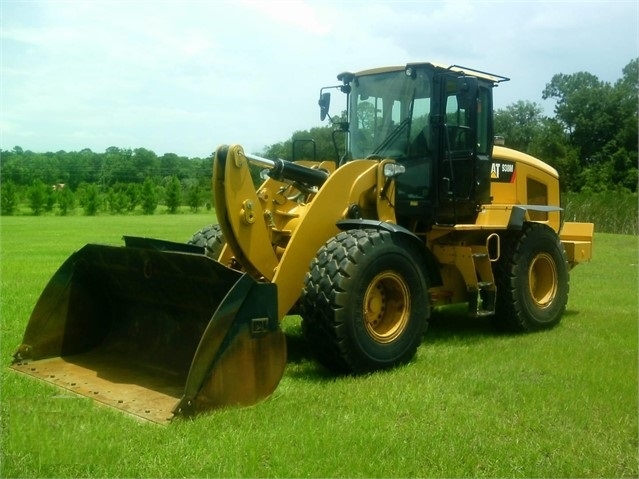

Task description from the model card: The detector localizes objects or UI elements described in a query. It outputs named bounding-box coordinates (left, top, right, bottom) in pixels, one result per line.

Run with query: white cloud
left=1, top=0, right=637, bottom=156
left=241, top=0, right=333, bottom=35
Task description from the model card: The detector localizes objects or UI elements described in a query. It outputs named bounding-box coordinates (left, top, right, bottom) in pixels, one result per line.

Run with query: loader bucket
left=10, top=237, right=287, bottom=424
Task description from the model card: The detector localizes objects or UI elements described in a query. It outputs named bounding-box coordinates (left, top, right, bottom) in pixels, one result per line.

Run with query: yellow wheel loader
left=11, top=62, right=594, bottom=423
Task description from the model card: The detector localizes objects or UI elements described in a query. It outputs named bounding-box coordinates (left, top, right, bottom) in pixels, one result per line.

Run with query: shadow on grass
left=426, top=304, right=497, bottom=341
left=283, top=305, right=583, bottom=381
left=282, top=304, right=524, bottom=381
left=283, top=332, right=336, bottom=381
left=427, top=304, right=583, bottom=338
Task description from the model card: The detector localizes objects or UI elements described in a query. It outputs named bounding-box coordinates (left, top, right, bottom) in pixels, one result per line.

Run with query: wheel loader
left=11, top=62, right=594, bottom=423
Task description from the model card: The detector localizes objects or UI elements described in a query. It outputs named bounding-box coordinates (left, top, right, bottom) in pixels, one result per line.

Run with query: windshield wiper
left=371, top=89, right=416, bottom=157
left=371, top=117, right=411, bottom=157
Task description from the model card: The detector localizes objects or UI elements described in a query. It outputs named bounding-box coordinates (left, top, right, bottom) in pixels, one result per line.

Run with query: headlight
left=383, top=163, right=406, bottom=178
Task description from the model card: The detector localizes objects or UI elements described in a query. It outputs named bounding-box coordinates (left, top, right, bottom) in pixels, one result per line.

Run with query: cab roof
left=353, top=62, right=510, bottom=85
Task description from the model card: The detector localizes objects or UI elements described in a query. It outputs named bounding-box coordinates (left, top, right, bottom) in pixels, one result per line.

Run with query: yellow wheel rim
left=363, top=271, right=410, bottom=343
left=528, top=253, right=558, bottom=308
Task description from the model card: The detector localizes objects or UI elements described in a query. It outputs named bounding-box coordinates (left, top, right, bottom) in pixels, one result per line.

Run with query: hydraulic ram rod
left=245, top=153, right=329, bottom=187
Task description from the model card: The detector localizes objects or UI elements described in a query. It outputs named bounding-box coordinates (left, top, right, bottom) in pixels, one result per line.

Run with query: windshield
left=349, top=69, right=432, bottom=160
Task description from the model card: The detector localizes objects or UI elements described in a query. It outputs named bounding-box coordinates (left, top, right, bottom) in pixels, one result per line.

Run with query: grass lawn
left=1, top=214, right=637, bottom=478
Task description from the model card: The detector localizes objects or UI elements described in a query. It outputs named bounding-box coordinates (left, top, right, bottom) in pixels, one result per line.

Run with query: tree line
left=492, top=58, right=637, bottom=193
left=0, top=147, right=214, bottom=216
left=1, top=59, right=636, bottom=216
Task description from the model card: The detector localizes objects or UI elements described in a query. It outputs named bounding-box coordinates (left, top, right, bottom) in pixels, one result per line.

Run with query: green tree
left=1, top=149, right=27, bottom=185
left=543, top=71, right=614, bottom=162
left=543, top=59, right=638, bottom=192
left=602, top=143, right=637, bottom=192
left=56, top=187, right=75, bottom=216
left=186, top=183, right=204, bottom=212
left=125, top=183, right=140, bottom=212
left=141, top=178, right=158, bottom=215
left=164, top=176, right=182, bottom=214
left=44, top=186, right=56, bottom=213
left=261, top=123, right=346, bottom=164
left=66, top=149, right=100, bottom=189
left=78, top=183, right=101, bottom=216
left=159, top=152, right=180, bottom=176
left=494, top=101, right=545, bottom=153
left=1, top=180, right=18, bottom=215
left=27, top=179, right=49, bottom=215
left=107, top=183, right=129, bottom=214
left=101, top=147, right=134, bottom=186
left=608, top=59, right=638, bottom=192
left=133, top=148, right=160, bottom=181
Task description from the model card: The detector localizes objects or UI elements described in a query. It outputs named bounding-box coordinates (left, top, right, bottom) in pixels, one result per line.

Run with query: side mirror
left=318, top=92, right=331, bottom=121
left=456, top=76, right=478, bottom=110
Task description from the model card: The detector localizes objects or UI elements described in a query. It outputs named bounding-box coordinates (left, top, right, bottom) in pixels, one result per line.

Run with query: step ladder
left=454, top=233, right=500, bottom=318
left=468, top=248, right=496, bottom=317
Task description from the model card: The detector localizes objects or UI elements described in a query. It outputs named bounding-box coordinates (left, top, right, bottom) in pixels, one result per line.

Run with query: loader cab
left=338, top=63, right=508, bottom=228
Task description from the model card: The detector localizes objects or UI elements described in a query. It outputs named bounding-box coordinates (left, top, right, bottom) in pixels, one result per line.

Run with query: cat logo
left=491, top=160, right=516, bottom=183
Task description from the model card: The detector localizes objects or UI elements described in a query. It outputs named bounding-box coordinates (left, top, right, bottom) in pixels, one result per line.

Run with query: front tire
left=301, top=229, right=429, bottom=374
left=493, top=223, right=569, bottom=332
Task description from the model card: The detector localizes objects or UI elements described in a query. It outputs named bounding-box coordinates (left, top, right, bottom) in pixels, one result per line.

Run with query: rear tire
left=301, top=229, right=429, bottom=374
left=188, top=224, right=226, bottom=260
left=493, top=223, right=569, bottom=332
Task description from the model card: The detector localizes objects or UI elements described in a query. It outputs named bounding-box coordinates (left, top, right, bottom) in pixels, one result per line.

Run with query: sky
left=1, top=0, right=638, bottom=158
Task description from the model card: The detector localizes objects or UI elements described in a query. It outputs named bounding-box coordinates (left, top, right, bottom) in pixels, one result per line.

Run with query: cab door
left=433, top=74, right=491, bottom=224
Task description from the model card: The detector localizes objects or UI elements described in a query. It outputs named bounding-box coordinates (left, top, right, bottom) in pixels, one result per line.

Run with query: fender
left=336, top=219, right=443, bottom=287
left=508, top=205, right=563, bottom=231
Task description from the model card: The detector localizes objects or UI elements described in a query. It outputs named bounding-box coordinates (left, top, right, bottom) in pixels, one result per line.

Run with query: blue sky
left=1, top=0, right=637, bottom=158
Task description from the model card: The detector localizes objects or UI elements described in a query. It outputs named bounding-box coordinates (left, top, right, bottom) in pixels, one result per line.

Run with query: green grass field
left=1, top=214, right=637, bottom=478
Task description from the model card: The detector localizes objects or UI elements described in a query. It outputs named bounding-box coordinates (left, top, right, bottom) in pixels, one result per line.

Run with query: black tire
left=493, top=223, right=569, bottom=332
left=300, top=229, right=429, bottom=374
left=188, top=224, right=226, bottom=260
